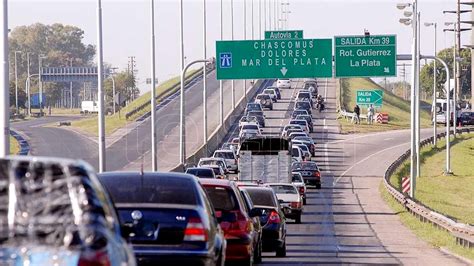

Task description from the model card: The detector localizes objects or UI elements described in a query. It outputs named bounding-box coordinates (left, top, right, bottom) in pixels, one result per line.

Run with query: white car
left=291, top=145, right=304, bottom=162
left=291, top=172, right=307, bottom=205
left=198, top=157, right=230, bottom=174
left=213, top=149, right=238, bottom=172
left=240, top=123, right=263, bottom=135
left=263, top=88, right=278, bottom=102
left=282, top=124, right=304, bottom=137
left=207, top=164, right=227, bottom=179
left=266, top=183, right=303, bottom=223
left=277, top=79, right=291, bottom=89
left=293, top=143, right=311, bottom=159
left=289, top=119, right=310, bottom=133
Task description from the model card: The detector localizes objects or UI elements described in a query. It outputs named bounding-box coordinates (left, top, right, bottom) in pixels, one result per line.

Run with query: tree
left=420, top=47, right=471, bottom=99
left=104, top=71, right=136, bottom=111
left=8, top=23, right=95, bottom=108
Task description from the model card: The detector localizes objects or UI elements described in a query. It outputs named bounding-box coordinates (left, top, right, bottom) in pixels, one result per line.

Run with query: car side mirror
left=249, top=208, right=264, bottom=217
left=278, top=199, right=284, bottom=204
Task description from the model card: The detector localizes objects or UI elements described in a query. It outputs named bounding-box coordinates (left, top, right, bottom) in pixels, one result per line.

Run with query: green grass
left=71, top=69, right=199, bottom=136
left=389, top=133, right=474, bottom=225
left=9, top=136, right=19, bottom=155
left=380, top=182, right=474, bottom=261
left=338, top=78, right=432, bottom=134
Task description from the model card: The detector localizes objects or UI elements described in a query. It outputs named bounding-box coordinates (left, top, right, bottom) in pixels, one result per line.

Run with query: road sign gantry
left=216, top=38, right=332, bottom=80
left=334, top=35, right=397, bottom=78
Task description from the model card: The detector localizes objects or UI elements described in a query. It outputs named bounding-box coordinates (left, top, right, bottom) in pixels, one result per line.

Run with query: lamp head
left=396, top=3, right=409, bottom=10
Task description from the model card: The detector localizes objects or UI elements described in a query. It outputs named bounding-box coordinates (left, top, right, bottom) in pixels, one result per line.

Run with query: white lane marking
left=384, top=138, right=394, bottom=141
left=333, top=141, right=410, bottom=186
left=328, top=129, right=409, bottom=144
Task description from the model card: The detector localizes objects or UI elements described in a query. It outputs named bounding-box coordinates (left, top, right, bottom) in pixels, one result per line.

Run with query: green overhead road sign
left=356, top=89, right=384, bottom=107
left=216, top=39, right=332, bottom=80
left=334, top=35, right=396, bottom=78
left=265, top=30, right=303, bottom=39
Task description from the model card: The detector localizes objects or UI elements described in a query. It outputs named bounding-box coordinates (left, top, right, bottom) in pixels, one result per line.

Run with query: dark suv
left=0, top=156, right=135, bottom=266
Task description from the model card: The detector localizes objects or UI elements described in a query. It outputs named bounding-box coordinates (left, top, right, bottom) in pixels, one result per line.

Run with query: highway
left=224, top=79, right=466, bottom=265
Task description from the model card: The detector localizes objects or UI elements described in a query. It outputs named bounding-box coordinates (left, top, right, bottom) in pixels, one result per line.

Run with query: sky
left=8, top=0, right=473, bottom=93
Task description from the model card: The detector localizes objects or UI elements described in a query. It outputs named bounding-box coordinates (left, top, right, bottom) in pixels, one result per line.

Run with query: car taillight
left=78, top=251, right=111, bottom=266
left=222, top=211, right=251, bottom=239
left=298, top=186, right=305, bottom=194
left=314, top=171, right=320, bottom=177
left=290, top=201, right=302, bottom=209
left=184, top=217, right=208, bottom=241
left=268, top=211, right=281, bottom=224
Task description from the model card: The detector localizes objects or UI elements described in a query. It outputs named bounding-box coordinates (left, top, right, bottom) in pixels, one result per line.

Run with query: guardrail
left=339, top=109, right=368, bottom=121
left=383, top=127, right=474, bottom=248
left=124, top=63, right=215, bottom=120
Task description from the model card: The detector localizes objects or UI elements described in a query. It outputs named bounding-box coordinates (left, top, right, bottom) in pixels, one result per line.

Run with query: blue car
left=98, top=172, right=226, bottom=266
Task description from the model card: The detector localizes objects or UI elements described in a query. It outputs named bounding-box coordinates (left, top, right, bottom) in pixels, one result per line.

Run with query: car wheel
left=270, top=106, right=273, bottom=111
left=316, top=183, right=322, bottom=189
left=303, top=197, right=307, bottom=205
left=276, top=241, right=286, bottom=257
left=296, top=214, right=302, bottom=224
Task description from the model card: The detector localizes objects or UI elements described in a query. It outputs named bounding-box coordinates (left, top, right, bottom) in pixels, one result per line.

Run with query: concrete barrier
left=171, top=79, right=273, bottom=172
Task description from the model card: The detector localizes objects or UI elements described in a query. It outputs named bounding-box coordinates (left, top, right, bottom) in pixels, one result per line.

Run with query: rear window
left=101, top=175, right=197, bottom=205
left=291, top=120, right=307, bottom=126
left=204, top=186, right=238, bottom=211
left=298, top=92, right=311, bottom=98
left=244, top=188, right=277, bottom=207
left=296, top=102, right=310, bottom=108
left=301, top=163, right=319, bottom=170
left=292, top=174, right=303, bottom=182
left=248, top=111, right=264, bottom=117
left=269, top=185, right=297, bottom=194
left=186, top=168, right=214, bottom=178
left=243, top=124, right=259, bottom=130
left=214, top=151, right=235, bottom=159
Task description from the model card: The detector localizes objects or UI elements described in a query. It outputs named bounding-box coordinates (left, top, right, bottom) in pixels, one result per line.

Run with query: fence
left=383, top=127, right=474, bottom=248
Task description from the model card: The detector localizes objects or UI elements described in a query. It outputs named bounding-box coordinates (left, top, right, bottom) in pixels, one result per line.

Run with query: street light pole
left=97, top=0, right=106, bottom=172
left=14, top=51, right=21, bottom=114
left=203, top=0, right=208, bottom=153
left=415, top=11, right=421, bottom=179
left=69, top=58, right=73, bottom=109
left=259, top=0, right=262, bottom=38
left=231, top=0, right=235, bottom=109
left=180, top=59, right=210, bottom=167
left=150, top=0, right=157, bottom=171
left=38, top=55, right=44, bottom=116
left=26, top=52, right=31, bottom=116
left=1, top=0, right=9, bottom=157
left=243, top=0, right=247, bottom=101
left=425, top=22, right=438, bottom=146
left=264, top=0, right=266, bottom=31
left=251, top=0, right=254, bottom=40
left=219, top=0, right=223, bottom=125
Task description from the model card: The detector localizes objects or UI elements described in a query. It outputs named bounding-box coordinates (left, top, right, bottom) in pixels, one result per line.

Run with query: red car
left=200, top=179, right=263, bottom=265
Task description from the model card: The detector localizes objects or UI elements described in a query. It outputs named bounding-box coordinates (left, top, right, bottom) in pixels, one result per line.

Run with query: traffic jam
left=1, top=79, right=323, bottom=266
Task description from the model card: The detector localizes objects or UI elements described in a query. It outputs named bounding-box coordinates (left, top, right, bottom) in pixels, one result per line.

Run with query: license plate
left=302, top=171, right=311, bottom=176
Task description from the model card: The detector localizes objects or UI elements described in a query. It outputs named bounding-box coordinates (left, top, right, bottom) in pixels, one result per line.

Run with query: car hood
left=0, top=246, right=80, bottom=266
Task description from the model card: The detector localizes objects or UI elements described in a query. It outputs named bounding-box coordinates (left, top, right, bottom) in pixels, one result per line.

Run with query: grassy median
left=9, top=136, right=19, bottom=155
left=338, top=78, right=431, bottom=134
left=71, top=70, right=199, bottom=136
left=389, top=133, right=474, bottom=225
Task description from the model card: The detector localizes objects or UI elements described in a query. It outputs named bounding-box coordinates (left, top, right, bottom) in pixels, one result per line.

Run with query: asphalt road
left=223, top=79, right=466, bottom=265
left=11, top=116, right=97, bottom=166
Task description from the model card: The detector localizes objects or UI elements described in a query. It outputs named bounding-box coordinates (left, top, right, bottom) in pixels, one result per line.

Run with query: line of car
left=0, top=79, right=322, bottom=266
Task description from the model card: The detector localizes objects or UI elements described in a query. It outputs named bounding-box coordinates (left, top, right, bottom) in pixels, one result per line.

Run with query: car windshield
left=291, top=120, right=307, bottom=126
left=200, top=159, right=224, bottom=167
left=296, top=162, right=319, bottom=170
left=100, top=174, right=197, bottom=205
left=264, top=89, right=275, bottom=94
left=269, top=185, right=298, bottom=194
left=298, top=92, right=311, bottom=98
left=214, top=151, right=234, bottom=159
left=186, top=168, right=214, bottom=178
left=203, top=186, right=238, bottom=211
left=244, top=188, right=278, bottom=207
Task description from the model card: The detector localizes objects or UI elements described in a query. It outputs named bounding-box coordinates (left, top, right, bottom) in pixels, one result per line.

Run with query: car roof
left=266, top=182, right=297, bottom=187
left=199, top=178, right=234, bottom=187
left=214, top=149, right=234, bottom=153
left=200, top=157, right=224, bottom=161
left=187, top=167, right=212, bottom=171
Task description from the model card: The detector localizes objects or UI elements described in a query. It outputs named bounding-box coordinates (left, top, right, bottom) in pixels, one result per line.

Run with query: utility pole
left=203, top=0, right=208, bottom=153
left=231, top=0, right=235, bottom=109
left=14, top=51, right=21, bottom=114
left=128, top=56, right=136, bottom=100
left=219, top=0, right=224, bottom=125
left=27, top=52, right=31, bottom=116
left=259, top=0, right=262, bottom=38
left=1, top=0, right=9, bottom=157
